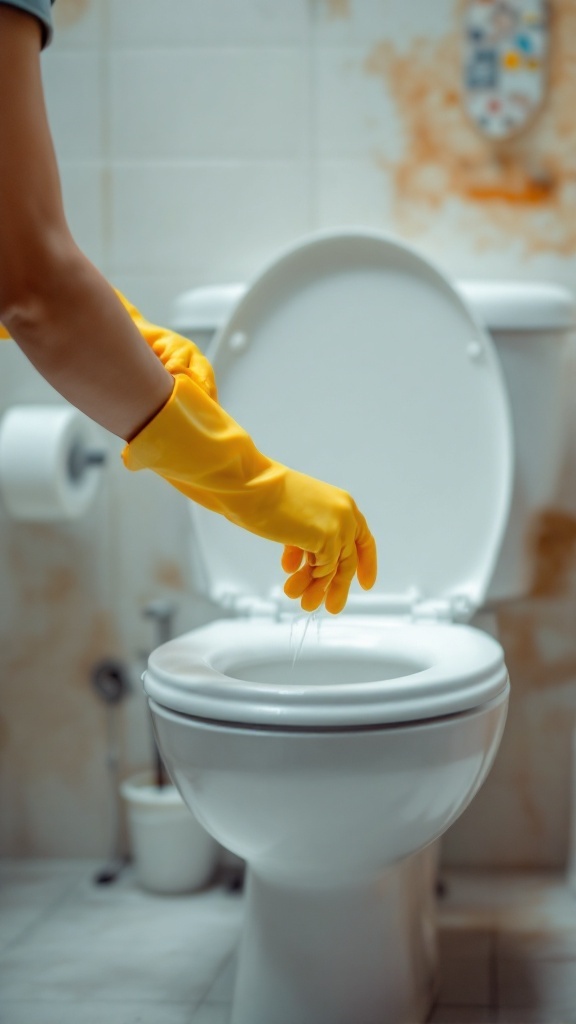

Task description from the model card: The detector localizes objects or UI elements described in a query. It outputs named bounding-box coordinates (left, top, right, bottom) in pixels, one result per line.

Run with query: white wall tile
left=51, top=0, right=104, bottom=49
left=110, top=162, right=310, bottom=277
left=42, top=52, right=102, bottom=160
left=106, top=273, right=242, bottom=328
left=109, top=50, right=309, bottom=161
left=312, top=0, right=455, bottom=47
left=314, top=47, right=402, bottom=159
left=108, top=0, right=309, bottom=48
left=314, top=159, right=395, bottom=230
left=58, top=162, right=106, bottom=269
left=443, top=778, right=566, bottom=870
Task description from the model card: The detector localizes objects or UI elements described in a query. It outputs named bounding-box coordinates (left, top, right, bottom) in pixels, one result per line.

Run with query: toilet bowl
left=148, top=619, right=508, bottom=1024
left=145, top=230, right=575, bottom=1024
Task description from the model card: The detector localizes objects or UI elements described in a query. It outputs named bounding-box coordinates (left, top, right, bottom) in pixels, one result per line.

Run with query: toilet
left=145, top=231, right=575, bottom=1024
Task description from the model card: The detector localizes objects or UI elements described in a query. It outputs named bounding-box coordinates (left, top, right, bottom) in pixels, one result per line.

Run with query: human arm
left=0, top=4, right=377, bottom=611
left=0, top=4, right=173, bottom=440
left=123, top=375, right=378, bottom=613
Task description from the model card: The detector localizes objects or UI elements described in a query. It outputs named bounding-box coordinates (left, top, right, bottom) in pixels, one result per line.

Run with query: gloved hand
left=0, top=322, right=10, bottom=339
left=114, top=290, right=218, bottom=401
left=123, top=374, right=377, bottom=614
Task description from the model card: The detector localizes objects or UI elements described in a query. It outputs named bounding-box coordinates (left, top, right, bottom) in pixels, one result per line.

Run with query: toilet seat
left=147, top=230, right=513, bottom=730
left=192, top=229, right=513, bottom=617
left=144, top=616, right=509, bottom=728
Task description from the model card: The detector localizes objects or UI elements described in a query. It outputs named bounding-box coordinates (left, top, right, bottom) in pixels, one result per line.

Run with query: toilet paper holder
left=0, top=404, right=108, bottom=521
left=67, top=441, right=107, bottom=482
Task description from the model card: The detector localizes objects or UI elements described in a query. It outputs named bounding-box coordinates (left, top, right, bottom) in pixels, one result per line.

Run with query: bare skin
left=0, top=5, right=173, bottom=441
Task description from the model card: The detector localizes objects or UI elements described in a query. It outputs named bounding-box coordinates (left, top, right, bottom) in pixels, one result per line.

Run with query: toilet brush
left=143, top=599, right=176, bottom=789
left=90, top=659, right=131, bottom=884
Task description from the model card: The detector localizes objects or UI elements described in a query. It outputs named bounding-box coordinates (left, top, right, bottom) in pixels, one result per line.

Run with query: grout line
left=192, top=947, right=237, bottom=1014
left=0, top=876, right=84, bottom=957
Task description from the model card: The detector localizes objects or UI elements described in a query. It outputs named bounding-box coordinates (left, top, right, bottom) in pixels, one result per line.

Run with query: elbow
left=0, top=232, right=80, bottom=344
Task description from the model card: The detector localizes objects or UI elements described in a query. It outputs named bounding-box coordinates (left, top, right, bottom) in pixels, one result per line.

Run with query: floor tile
left=191, top=1006, right=231, bottom=1024
left=0, top=1002, right=200, bottom=1024
left=0, top=860, right=93, bottom=953
left=497, top=957, right=576, bottom=1013
left=436, top=924, right=496, bottom=1008
left=202, top=954, right=236, bottom=1003
left=438, top=871, right=576, bottom=935
left=0, top=869, right=242, bottom=1008
left=20, top=871, right=243, bottom=955
left=496, top=1010, right=576, bottom=1023
left=497, top=927, right=576, bottom=961
left=428, top=1007, right=495, bottom=1023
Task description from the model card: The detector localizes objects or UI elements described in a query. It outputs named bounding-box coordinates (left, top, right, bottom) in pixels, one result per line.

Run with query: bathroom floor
left=1, top=862, right=576, bottom=1024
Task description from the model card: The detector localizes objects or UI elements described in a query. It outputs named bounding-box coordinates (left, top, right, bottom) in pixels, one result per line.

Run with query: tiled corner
left=437, top=928, right=495, bottom=1006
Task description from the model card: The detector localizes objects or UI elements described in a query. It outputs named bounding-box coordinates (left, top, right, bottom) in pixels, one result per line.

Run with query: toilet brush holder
left=120, top=770, right=218, bottom=894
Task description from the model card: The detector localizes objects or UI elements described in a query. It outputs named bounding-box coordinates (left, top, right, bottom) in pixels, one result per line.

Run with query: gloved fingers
left=283, top=561, right=315, bottom=600
left=164, top=362, right=218, bottom=400
left=281, top=545, right=305, bottom=573
left=324, top=549, right=358, bottom=615
left=152, top=338, right=188, bottom=362
left=0, top=321, right=11, bottom=339
left=300, top=572, right=336, bottom=613
left=310, top=560, right=339, bottom=580
left=353, top=507, right=378, bottom=590
left=162, top=364, right=213, bottom=398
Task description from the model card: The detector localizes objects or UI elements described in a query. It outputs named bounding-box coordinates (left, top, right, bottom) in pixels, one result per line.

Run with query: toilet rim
left=144, top=616, right=510, bottom=728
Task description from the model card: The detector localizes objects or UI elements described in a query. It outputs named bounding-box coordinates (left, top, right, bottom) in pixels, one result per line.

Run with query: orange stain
left=528, top=508, right=576, bottom=598
left=53, top=0, right=91, bottom=29
left=323, top=0, right=351, bottom=18
left=364, top=0, right=576, bottom=255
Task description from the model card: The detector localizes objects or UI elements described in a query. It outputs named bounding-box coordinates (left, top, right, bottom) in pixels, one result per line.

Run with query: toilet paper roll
left=0, top=405, right=106, bottom=521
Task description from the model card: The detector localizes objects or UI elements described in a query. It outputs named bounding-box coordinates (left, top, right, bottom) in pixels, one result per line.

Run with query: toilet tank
left=172, top=278, right=576, bottom=607
left=457, top=280, right=576, bottom=603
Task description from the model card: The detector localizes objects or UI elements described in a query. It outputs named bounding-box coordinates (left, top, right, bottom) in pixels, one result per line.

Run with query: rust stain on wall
left=154, top=559, right=186, bottom=591
left=528, top=508, right=576, bottom=597
left=53, top=0, right=91, bottom=30
left=0, top=523, right=122, bottom=854
left=364, top=0, right=576, bottom=254
left=323, top=0, right=351, bottom=18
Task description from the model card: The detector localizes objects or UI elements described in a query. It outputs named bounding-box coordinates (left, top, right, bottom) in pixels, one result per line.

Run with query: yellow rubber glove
left=0, top=322, right=10, bottom=339
left=114, top=290, right=218, bottom=401
left=123, top=375, right=377, bottom=614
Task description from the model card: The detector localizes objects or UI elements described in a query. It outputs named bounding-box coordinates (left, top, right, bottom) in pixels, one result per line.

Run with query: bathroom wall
left=2, top=0, right=576, bottom=866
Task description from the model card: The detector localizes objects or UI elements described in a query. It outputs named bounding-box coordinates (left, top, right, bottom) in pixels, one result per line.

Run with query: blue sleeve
left=0, top=0, right=55, bottom=48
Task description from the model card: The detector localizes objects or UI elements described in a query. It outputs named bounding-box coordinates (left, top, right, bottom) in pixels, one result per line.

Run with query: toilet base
left=230, top=848, right=438, bottom=1024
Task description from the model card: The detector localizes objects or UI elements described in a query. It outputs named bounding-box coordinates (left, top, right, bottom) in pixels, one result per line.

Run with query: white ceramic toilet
left=145, top=231, right=575, bottom=1024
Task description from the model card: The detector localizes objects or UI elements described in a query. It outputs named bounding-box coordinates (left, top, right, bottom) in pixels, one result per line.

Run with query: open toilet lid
left=194, top=230, right=513, bottom=617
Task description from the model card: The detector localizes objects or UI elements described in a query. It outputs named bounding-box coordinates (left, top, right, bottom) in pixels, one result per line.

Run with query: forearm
left=1, top=245, right=174, bottom=441
left=0, top=4, right=173, bottom=440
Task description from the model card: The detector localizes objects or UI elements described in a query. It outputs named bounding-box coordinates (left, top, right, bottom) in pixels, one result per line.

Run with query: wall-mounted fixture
left=463, top=0, right=549, bottom=140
